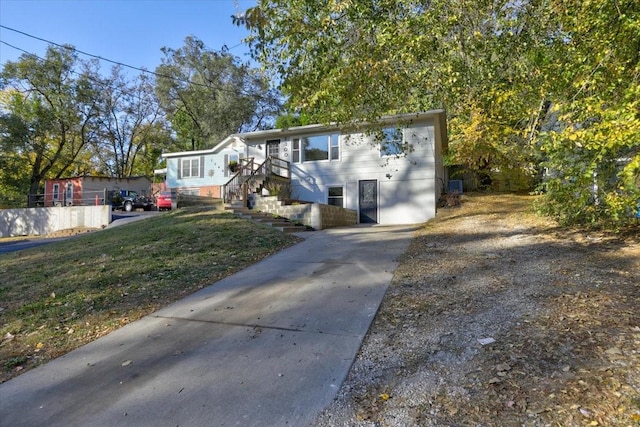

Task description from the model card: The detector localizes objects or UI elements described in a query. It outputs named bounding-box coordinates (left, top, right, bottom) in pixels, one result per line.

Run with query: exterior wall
left=0, top=205, right=111, bottom=237
left=44, top=176, right=152, bottom=206
left=163, top=111, right=447, bottom=226
left=245, top=119, right=440, bottom=225
left=172, top=185, right=222, bottom=198
left=166, top=140, right=246, bottom=195
left=80, top=176, right=152, bottom=196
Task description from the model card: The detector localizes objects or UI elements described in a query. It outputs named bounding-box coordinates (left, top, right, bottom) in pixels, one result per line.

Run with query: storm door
left=266, top=139, right=281, bottom=175
left=358, top=180, right=378, bottom=223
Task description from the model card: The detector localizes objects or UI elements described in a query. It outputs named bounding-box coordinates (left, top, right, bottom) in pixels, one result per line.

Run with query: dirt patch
left=314, top=193, right=640, bottom=426
left=43, top=227, right=100, bottom=238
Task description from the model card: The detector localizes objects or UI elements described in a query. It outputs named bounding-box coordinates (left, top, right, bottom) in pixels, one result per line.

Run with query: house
left=162, top=111, right=448, bottom=225
left=43, top=176, right=152, bottom=207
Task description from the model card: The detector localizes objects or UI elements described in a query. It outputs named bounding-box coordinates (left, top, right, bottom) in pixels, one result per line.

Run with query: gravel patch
left=313, top=193, right=640, bottom=427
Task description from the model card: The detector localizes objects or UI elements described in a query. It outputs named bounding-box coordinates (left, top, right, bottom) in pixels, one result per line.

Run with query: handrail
left=223, top=156, right=290, bottom=204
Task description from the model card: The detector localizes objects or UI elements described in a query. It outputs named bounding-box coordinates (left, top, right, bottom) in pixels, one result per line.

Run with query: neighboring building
left=162, top=111, right=448, bottom=225
left=43, top=176, right=152, bottom=206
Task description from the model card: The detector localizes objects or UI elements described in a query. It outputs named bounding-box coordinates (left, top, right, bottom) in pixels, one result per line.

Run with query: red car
left=155, top=191, right=173, bottom=211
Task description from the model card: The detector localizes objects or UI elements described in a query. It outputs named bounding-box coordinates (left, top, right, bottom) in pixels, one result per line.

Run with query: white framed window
left=299, top=133, right=340, bottom=162
left=379, top=128, right=404, bottom=157
left=327, top=186, right=344, bottom=207
left=52, top=184, right=60, bottom=202
left=292, top=138, right=301, bottom=163
left=304, top=135, right=329, bottom=161
left=179, top=156, right=204, bottom=179
left=330, top=134, right=340, bottom=160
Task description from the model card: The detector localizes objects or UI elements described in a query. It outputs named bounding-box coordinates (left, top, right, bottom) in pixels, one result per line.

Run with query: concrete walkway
left=0, top=225, right=416, bottom=427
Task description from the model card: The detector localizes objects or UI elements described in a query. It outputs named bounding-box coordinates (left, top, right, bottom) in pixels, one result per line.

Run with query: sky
left=0, top=0, right=257, bottom=76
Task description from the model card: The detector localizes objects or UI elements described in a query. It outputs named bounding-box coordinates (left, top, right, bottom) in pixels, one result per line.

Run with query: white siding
left=287, top=121, right=438, bottom=224
left=163, top=111, right=447, bottom=226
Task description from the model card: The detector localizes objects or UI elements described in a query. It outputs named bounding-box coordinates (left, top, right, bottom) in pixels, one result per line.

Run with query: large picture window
left=301, top=133, right=340, bottom=162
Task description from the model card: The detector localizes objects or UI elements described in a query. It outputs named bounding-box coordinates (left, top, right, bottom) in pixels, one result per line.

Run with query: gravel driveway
left=313, top=193, right=640, bottom=427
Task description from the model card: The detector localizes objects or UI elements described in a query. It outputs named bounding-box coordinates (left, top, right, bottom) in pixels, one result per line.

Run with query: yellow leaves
left=36, top=342, right=44, bottom=349
left=378, top=393, right=390, bottom=401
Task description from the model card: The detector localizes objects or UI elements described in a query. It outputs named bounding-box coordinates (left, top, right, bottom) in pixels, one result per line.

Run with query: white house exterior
left=162, top=111, right=448, bottom=225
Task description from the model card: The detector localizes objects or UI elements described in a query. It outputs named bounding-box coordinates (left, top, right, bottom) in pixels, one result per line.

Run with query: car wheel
left=124, top=201, right=133, bottom=212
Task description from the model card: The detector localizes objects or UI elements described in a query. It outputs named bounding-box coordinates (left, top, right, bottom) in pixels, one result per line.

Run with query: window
left=52, top=184, right=59, bottom=202
left=330, top=134, right=340, bottom=160
left=292, top=139, right=300, bottom=163
left=267, top=139, right=280, bottom=158
left=327, top=186, right=344, bottom=207
left=179, top=157, right=203, bottom=178
left=379, top=128, right=404, bottom=157
left=301, top=133, right=340, bottom=162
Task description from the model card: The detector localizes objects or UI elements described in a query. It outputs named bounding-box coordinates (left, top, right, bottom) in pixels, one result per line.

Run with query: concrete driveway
left=0, top=225, right=416, bottom=427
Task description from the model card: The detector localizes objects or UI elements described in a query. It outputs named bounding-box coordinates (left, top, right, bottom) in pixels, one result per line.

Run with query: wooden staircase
left=223, top=156, right=309, bottom=233
left=223, top=156, right=290, bottom=206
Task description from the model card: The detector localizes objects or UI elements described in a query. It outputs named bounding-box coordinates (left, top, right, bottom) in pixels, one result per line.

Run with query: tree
left=536, top=0, right=640, bottom=226
left=155, top=36, right=282, bottom=151
left=238, top=0, right=552, bottom=174
left=0, top=46, right=101, bottom=201
left=237, top=0, right=640, bottom=226
left=0, top=96, right=31, bottom=207
left=93, top=67, right=170, bottom=178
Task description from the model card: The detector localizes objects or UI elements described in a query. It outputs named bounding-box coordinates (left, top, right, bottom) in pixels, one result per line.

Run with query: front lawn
left=0, top=207, right=300, bottom=383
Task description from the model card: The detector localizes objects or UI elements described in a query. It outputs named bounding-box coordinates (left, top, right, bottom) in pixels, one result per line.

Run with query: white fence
left=0, top=205, right=111, bottom=237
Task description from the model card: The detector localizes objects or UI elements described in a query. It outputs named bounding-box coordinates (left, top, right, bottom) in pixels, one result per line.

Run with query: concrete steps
left=225, top=205, right=309, bottom=234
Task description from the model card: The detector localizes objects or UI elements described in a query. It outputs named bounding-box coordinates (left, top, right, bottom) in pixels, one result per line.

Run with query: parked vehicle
left=155, top=191, right=173, bottom=211
left=108, top=190, right=154, bottom=212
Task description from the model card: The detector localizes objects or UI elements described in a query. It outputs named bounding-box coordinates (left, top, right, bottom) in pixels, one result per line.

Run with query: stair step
left=228, top=207, right=312, bottom=233
left=275, top=225, right=309, bottom=233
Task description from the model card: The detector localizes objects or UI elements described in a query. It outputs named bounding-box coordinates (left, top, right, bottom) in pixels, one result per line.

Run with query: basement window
left=327, top=186, right=344, bottom=207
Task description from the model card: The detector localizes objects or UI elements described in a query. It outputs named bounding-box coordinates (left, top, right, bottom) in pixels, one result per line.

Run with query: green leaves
left=155, top=36, right=281, bottom=151
left=240, top=0, right=639, bottom=227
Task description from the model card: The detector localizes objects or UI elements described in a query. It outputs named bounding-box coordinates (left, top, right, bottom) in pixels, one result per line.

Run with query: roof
left=162, top=110, right=445, bottom=159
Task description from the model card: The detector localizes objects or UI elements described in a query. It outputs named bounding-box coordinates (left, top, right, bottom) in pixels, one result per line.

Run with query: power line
left=0, top=40, right=163, bottom=107
left=1, top=24, right=160, bottom=74
left=0, top=24, right=254, bottom=93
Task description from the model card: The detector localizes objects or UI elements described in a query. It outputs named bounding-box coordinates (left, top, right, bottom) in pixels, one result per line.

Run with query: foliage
left=263, top=179, right=292, bottom=199
left=274, top=111, right=313, bottom=128
left=0, top=102, right=31, bottom=207
left=155, top=36, right=282, bottom=151
left=237, top=0, right=640, bottom=227
left=92, top=67, right=171, bottom=178
left=535, top=0, right=640, bottom=227
left=0, top=46, right=102, bottom=199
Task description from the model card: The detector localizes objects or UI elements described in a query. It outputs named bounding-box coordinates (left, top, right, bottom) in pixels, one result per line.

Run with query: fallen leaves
left=313, top=194, right=640, bottom=427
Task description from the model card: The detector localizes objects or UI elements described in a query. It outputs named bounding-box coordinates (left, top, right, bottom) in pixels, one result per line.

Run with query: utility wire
left=1, top=40, right=141, bottom=90
left=0, top=24, right=253, bottom=93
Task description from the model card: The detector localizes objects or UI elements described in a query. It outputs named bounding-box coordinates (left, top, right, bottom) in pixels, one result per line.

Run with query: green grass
left=0, top=207, right=300, bottom=382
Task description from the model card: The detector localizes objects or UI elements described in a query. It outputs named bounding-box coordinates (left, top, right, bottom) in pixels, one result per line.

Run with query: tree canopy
left=0, top=46, right=174, bottom=205
left=236, top=0, right=640, bottom=227
left=155, top=36, right=282, bottom=151
left=0, top=46, right=102, bottom=201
